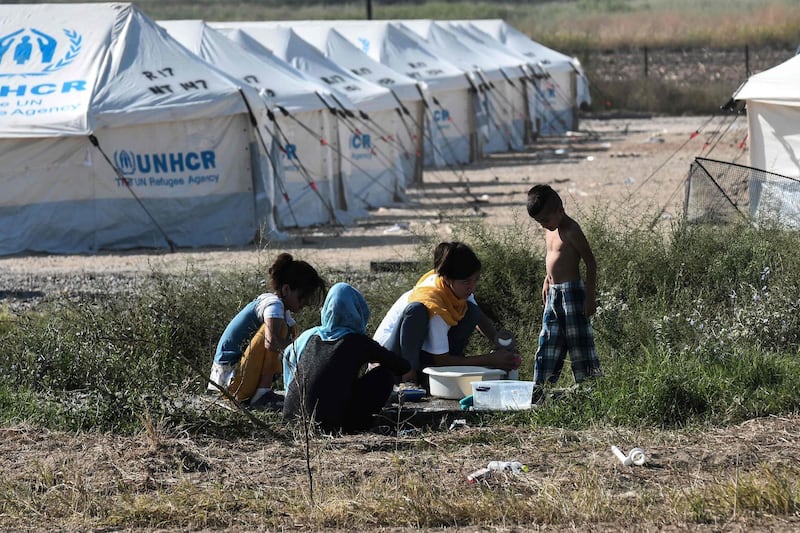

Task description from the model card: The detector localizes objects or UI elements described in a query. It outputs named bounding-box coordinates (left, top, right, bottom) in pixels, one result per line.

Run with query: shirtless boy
left=526, top=184, right=602, bottom=390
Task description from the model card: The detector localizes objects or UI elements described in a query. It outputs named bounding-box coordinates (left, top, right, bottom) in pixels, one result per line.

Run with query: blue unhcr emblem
left=0, top=28, right=82, bottom=77
left=114, top=150, right=137, bottom=175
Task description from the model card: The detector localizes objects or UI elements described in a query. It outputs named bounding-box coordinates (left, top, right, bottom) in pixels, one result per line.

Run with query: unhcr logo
left=0, top=28, right=82, bottom=77
left=350, top=133, right=373, bottom=161
left=113, top=149, right=218, bottom=176
left=350, top=133, right=371, bottom=150
left=115, top=150, right=137, bottom=175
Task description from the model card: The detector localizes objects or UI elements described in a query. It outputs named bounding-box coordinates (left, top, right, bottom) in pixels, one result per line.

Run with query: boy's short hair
left=527, top=184, right=563, bottom=218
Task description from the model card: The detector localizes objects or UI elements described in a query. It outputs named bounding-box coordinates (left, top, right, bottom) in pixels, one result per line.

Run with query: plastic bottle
left=487, top=460, right=528, bottom=473
left=497, top=335, right=520, bottom=380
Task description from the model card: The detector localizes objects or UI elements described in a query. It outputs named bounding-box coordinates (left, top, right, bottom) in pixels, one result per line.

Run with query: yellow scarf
left=408, top=269, right=467, bottom=326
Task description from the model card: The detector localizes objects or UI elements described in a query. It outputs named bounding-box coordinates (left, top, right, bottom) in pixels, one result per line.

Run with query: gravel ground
left=0, top=114, right=747, bottom=312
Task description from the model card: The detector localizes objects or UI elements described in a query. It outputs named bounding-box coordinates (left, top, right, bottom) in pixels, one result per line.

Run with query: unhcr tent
left=445, top=21, right=539, bottom=143
left=733, top=54, right=800, bottom=222
left=0, top=3, right=274, bottom=254
left=158, top=20, right=346, bottom=229
left=279, top=22, right=426, bottom=187
left=331, top=21, right=476, bottom=168
left=401, top=20, right=528, bottom=154
left=471, top=19, right=585, bottom=135
left=213, top=23, right=405, bottom=213
left=734, top=54, right=800, bottom=179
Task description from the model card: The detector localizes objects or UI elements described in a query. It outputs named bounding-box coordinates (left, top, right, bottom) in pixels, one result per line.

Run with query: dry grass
left=1, top=415, right=799, bottom=530
left=528, top=2, right=800, bottom=49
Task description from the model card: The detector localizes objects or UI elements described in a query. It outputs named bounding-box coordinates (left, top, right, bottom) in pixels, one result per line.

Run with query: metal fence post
left=745, top=44, right=750, bottom=77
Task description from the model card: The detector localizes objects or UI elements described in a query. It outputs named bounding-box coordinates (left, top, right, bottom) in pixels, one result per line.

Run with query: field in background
left=145, top=0, right=800, bottom=113
left=124, top=0, right=800, bottom=50
left=18, top=0, right=797, bottom=113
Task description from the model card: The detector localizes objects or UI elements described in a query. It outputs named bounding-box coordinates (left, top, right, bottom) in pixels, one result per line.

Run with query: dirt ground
left=5, top=114, right=788, bottom=531
left=2, top=413, right=799, bottom=531
left=0, top=114, right=747, bottom=276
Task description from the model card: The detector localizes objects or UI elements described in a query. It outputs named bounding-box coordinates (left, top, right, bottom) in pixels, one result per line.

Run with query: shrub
left=4, top=214, right=800, bottom=432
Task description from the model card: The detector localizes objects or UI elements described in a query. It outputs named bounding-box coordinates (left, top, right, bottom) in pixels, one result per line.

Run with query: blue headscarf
left=282, top=282, right=370, bottom=388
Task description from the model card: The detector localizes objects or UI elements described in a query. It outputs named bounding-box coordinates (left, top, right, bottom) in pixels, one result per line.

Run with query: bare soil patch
left=0, top=115, right=747, bottom=277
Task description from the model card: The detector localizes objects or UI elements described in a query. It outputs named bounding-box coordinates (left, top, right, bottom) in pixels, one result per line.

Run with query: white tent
left=733, top=54, right=800, bottom=222
left=0, top=3, right=275, bottom=255
left=212, top=23, right=406, bottom=212
left=277, top=22, right=426, bottom=187
left=471, top=19, right=585, bottom=135
left=158, top=20, right=347, bottom=229
left=331, top=21, right=476, bottom=168
left=400, top=20, right=528, bottom=154
left=445, top=21, right=539, bottom=142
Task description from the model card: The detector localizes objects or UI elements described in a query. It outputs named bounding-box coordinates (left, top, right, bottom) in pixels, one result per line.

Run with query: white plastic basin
left=422, top=366, right=506, bottom=399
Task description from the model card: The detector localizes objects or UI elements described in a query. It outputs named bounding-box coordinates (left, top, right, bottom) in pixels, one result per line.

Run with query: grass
left=0, top=419, right=797, bottom=529
left=3, top=215, right=800, bottom=434
left=115, top=0, right=800, bottom=50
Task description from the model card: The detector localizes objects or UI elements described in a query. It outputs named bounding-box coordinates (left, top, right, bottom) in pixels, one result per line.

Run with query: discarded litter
left=449, top=418, right=468, bottom=430
left=611, top=445, right=646, bottom=466
left=623, top=177, right=635, bottom=185
left=467, top=460, right=528, bottom=483
left=487, top=461, right=528, bottom=473
left=466, top=467, right=491, bottom=483
left=629, top=448, right=646, bottom=465
left=383, top=222, right=410, bottom=234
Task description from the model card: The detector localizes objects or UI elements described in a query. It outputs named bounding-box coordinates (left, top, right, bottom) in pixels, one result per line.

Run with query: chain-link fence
left=685, top=157, right=800, bottom=226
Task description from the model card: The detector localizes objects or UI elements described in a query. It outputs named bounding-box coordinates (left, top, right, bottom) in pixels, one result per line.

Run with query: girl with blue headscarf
left=283, top=283, right=410, bottom=433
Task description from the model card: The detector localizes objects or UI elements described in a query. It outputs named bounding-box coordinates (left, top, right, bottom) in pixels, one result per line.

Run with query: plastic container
left=397, top=387, right=426, bottom=402
left=423, top=366, right=506, bottom=399
left=471, top=380, right=535, bottom=410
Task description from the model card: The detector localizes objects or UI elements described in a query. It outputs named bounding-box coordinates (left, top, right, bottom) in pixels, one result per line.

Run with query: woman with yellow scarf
left=373, top=242, right=520, bottom=385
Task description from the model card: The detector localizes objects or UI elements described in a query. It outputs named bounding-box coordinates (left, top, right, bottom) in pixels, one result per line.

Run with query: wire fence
left=577, top=45, right=795, bottom=114
left=685, top=157, right=800, bottom=226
